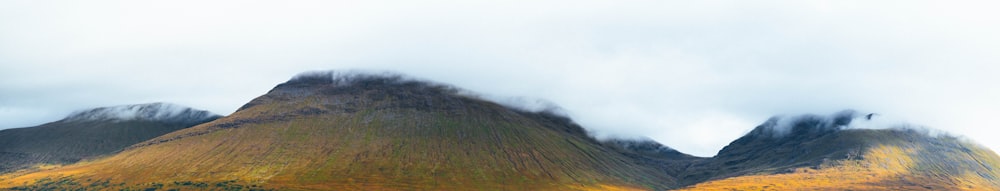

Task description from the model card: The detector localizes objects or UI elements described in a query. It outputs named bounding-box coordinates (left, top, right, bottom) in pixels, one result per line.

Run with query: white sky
left=1, top=0, right=998, bottom=157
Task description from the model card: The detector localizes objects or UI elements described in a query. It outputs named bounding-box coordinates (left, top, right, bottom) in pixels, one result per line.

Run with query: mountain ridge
left=1, top=71, right=998, bottom=191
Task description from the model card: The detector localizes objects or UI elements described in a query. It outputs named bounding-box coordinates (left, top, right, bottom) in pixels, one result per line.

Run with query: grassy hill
left=676, top=113, right=1000, bottom=190
left=0, top=103, right=220, bottom=174
left=0, top=72, right=676, bottom=190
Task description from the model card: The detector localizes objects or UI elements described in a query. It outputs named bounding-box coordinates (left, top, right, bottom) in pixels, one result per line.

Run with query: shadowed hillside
left=0, top=103, right=220, bottom=174
left=0, top=71, right=677, bottom=190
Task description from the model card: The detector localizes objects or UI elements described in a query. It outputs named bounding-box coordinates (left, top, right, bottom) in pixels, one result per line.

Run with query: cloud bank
left=64, top=102, right=220, bottom=123
left=1, top=0, right=998, bottom=157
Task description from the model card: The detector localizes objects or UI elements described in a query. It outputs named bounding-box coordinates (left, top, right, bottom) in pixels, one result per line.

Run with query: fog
left=63, top=102, right=219, bottom=123
left=1, top=0, right=998, bottom=157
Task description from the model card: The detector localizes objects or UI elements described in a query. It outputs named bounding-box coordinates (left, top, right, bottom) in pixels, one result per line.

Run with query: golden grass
left=676, top=145, right=999, bottom=191
left=570, top=184, right=651, bottom=191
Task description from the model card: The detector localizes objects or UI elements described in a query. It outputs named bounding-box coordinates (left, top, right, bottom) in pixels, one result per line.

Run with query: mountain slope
left=676, top=112, right=1000, bottom=190
left=1, top=72, right=677, bottom=190
left=0, top=103, right=220, bottom=174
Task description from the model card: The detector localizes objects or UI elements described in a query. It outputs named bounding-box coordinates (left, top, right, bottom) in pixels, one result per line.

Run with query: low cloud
left=757, top=110, right=858, bottom=138
left=64, top=102, right=220, bottom=123
left=751, top=109, right=958, bottom=141
left=1, top=0, right=998, bottom=157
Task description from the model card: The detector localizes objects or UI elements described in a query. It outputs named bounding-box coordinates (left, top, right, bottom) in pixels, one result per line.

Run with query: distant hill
left=676, top=111, right=1000, bottom=190
left=0, top=103, right=220, bottom=174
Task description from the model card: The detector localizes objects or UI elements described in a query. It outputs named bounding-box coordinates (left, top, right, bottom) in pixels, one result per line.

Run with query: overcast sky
left=1, top=0, right=998, bottom=157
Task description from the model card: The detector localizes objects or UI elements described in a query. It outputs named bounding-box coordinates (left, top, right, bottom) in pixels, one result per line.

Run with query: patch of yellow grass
left=675, top=145, right=995, bottom=191
left=570, top=184, right=650, bottom=191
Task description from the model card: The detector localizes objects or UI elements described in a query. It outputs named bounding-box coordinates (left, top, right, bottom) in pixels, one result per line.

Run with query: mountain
left=0, top=103, right=220, bottom=174
left=0, top=72, right=676, bottom=190
left=676, top=111, right=1000, bottom=190
left=2, top=71, right=999, bottom=191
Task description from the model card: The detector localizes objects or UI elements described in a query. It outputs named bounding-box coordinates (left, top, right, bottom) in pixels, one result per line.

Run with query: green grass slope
left=1, top=72, right=676, bottom=190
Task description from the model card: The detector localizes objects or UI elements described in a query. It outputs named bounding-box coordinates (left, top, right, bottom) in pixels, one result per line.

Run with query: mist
left=64, top=102, right=220, bottom=123
left=2, top=0, right=999, bottom=157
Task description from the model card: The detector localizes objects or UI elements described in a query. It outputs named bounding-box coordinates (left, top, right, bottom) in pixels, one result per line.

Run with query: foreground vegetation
left=5, top=176, right=271, bottom=191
